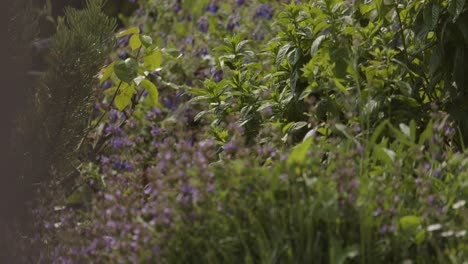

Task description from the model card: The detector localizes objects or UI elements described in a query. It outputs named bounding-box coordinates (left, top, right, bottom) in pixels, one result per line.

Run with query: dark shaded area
left=0, top=0, right=36, bottom=262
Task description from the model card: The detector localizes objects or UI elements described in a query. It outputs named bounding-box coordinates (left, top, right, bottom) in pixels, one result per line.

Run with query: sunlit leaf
left=140, top=79, right=160, bottom=107
left=144, top=50, right=163, bottom=71
left=129, top=34, right=142, bottom=50
left=115, top=83, right=136, bottom=110
left=116, top=26, right=140, bottom=38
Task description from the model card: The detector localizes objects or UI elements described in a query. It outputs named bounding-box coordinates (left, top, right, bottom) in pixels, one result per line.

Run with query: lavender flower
left=198, top=17, right=209, bottom=33
left=254, top=4, right=273, bottom=20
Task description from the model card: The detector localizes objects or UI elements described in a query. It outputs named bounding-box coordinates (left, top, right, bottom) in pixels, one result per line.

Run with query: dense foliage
left=22, top=0, right=468, bottom=263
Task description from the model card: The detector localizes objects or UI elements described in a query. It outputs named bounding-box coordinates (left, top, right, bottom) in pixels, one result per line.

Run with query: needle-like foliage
left=32, top=0, right=116, bottom=183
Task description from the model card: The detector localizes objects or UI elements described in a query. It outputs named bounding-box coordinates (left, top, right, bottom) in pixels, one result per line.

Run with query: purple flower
left=223, top=141, right=238, bottom=152
left=427, top=195, right=434, bottom=205
left=254, top=4, right=273, bottom=20
left=353, top=124, right=361, bottom=133
left=423, top=162, right=431, bottom=171
left=373, top=208, right=383, bottom=217
left=118, top=52, right=129, bottom=60
left=237, top=0, right=245, bottom=6
left=213, top=70, right=223, bottom=82
left=102, top=80, right=112, bottom=89
left=83, top=239, right=99, bottom=254
left=206, top=4, right=218, bottom=14
left=117, top=35, right=131, bottom=47
left=109, top=109, right=119, bottom=121
left=130, top=242, right=137, bottom=252
left=415, top=178, right=422, bottom=186
left=253, top=33, right=265, bottom=40
left=198, top=17, right=209, bottom=32
left=113, top=160, right=132, bottom=171
left=104, top=123, right=121, bottom=134
left=164, top=207, right=171, bottom=216
left=110, top=137, right=124, bottom=148
left=151, top=126, right=160, bottom=136
left=207, top=184, right=215, bottom=192
left=153, top=107, right=162, bottom=115
left=380, top=224, right=388, bottom=235
left=100, top=156, right=110, bottom=165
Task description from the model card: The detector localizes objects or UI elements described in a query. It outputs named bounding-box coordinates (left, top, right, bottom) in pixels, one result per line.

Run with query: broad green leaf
left=423, top=3, right=440, bottom=30
left=129, top=34, right=142, bottom=50
left=400, top=215, right=421, bottom=234
left=115, top=83, right=136, bottom=111
left=116, top=26, right=140, bottom=38
left=100, top=62, right=114, bottom=84
left=287, top=137, right=312, bottom=167
left=311, top=35, right=326, bottom=57
left=448, top=0, right=466, bottom=22
left=140, top=34, right=153, bottom=47
left=114, top=58, right=139, bottom=83
left=140, top=79, right=160, bottom=107
left=276, top=43, right=291, bottom=67
left=287, top=48, right=301, bottom=65
left=144, top=50, right=163, bottom=71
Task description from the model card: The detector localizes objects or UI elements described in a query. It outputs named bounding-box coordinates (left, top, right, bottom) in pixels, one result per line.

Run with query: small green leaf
left=144, top=50, right=163, bottom=71
left=116, top=26, right=140, bottom=38
left=129, top=34, right=142, bottom=50
left=400, top=215, right=421, bottom=233
left=100, top=62, right=114, bottom=84
left=114, top=58, right=139, bottom=83
left=288, top=122, right=308, bottom=132
left=66, top=185, right=92, bottom=207
left=333, top=78, right=347, bottom=93
left=317, top=127, right=331, bottom=137
left=115, top=83, right=136, bottom=111
left=140, top=34, right=153, bottom=47
left=140, top=79, right=160, bottom=107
